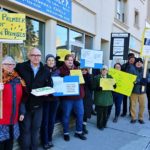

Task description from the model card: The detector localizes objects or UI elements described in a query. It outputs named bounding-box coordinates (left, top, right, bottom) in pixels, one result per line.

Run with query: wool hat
left=45, top=54, right=55, bottom=62
left=135, top=57, right=143, bottom=64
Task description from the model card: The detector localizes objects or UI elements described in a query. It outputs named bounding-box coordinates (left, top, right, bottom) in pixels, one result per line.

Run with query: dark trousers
left=113, top=93, right=123, bottom=117
left=41, top=100, right=58, bottom=145
left=147, top=93, right=150, bottom=111
left=96, top=106, right=109, bottom=129
left=0, top=126, right=13, bottom=150
left=19, top=107, right=43, bottom=150
left=122, top=96, right=128, bottom=115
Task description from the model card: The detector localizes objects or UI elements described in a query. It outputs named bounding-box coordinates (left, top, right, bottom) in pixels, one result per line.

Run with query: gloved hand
left=113, top=84, right=117, bottom=89
left=96, top=87, right=103, bottom=91
left=140, top=78, right=147, bottom=86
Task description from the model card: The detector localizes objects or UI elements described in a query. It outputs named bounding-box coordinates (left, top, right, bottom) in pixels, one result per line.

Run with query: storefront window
left=2, top=16, right=45, bottom=62
left=56, top=25, right=68, bottom=49
left=70, top=30, right=83, bottom=44
left=85, top=35, right=93, bottom=49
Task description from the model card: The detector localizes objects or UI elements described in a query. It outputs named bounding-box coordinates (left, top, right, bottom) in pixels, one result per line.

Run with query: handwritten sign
left=100, top=78, right=116, bottom=91
left=57, top=49, right=71, bottom=61
left=0, top=12, right=26, bottom=40
left=109, top=68, right=137, bottom=96
left=70, top=70, right=85, bottom=84
left=52, top=76, right=79, bottom=96
left=80, top=49, right=103, bottom=68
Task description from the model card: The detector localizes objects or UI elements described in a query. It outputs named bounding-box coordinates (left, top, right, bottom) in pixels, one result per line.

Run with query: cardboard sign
left=57, top=49, right=71, bottom=61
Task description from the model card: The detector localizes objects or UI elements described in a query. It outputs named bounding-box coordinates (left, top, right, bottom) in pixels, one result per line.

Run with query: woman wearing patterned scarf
left=0, top=56, right=26, bottom=150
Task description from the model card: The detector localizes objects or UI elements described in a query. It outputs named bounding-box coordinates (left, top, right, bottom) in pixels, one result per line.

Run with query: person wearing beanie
left=41, top=54, right=60, bottom=149
left=121, top=53, right=136, bottom=117
left=128, top=57, right=147, bottom=124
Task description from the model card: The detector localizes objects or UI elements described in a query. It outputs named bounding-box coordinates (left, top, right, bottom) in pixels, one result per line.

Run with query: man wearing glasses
left=15, top=48, right=53, bottom=150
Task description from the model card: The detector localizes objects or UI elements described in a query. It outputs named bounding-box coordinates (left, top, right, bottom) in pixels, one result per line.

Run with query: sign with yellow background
left=57, top=49, right=71, bottom=61
left=0, top=12, right=26, bottom=40
left=70, top=70, right=85, bottom=84
left=109, top=68, right=137, bottom=96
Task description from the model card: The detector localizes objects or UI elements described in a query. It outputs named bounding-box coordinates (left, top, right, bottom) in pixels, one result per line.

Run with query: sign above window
left=13, top=0, right=72, bottom=23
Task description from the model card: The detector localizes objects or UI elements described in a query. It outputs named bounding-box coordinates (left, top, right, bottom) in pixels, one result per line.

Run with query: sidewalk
left=39, top=108, right=150, bottom=150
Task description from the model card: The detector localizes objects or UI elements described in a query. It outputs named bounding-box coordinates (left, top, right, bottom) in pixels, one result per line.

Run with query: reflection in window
left=56, top=25, right=68, bottom=49
left=70, top=30, right=83, bottom=44
left=85, top=35, right=93, bottom=49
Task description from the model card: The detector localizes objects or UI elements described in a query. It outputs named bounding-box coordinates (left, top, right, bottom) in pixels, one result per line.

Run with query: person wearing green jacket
left=92, top=65, right=113, bottom=130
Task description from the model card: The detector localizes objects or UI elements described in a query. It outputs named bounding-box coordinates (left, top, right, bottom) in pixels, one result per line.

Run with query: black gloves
left=113, top=84, right=117, bottom=89
left=140, top=78, right=147, bottom=86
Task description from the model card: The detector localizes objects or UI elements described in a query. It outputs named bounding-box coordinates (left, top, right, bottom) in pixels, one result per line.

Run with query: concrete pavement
left=39, top=107, right=150, bottom=150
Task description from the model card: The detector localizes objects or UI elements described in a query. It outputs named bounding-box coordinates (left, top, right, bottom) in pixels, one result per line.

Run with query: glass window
left=56, top=25, right=68, bottom=49
left=85, top=35, right=93, bottom=49
left=2, top=16, right=45, bottom=62
left=134, top=10, right=139, bottom=28
left=69, top=30, right=83, bottom=44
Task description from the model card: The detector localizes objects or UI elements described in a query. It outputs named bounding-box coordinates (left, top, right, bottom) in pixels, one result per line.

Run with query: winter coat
left=15, top=60, right=53, bottom=111
left=92, top=74, right=113, bottom=106
left=59, top=63, right=85, bottom=100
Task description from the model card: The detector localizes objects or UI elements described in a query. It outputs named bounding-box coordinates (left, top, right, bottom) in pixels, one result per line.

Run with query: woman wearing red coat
left=0, top=56, right=26, bottom=150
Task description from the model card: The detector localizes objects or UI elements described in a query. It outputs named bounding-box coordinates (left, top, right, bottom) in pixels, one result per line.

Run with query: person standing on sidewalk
left=41, top=54, right=59, bottom=149
left=59, top=54, right=86, bottom=141
left=92, top=65, right=113, bottom=130
left=15, top=48, right=53, bottom=150
left=0, top=56, right=26, bottom=150
left=112, top=63, right=123, bottom=123
left=121, top=53, right=136, bottom=117
left=129, top=58, right=147, bottom=124
left=81, top=68, right=93, bottom=134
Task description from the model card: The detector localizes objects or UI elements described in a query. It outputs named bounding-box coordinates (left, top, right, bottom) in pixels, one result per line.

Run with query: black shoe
left=43, top=144, right=50, bottom=149
left=64, top=134, right=70, bottom=141
left=138, top=120, right=145, bottom=124
left=121, top=113, right=126, bottom=117
left=113, top=117, right=118, bottom=123
left=48, top=141, right=54, bottom=148
left=83, top=124, right=88, bottom=134
left=74, top=133, right=87, bottom=140
left=92, top=110, right=97, bottom=116
left=130, top=119, right=136, bottom=123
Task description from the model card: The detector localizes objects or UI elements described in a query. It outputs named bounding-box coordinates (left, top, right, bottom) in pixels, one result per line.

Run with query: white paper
left=113, top=38, right=124, bottom=47
left=113, top=47, right=124, bottom=55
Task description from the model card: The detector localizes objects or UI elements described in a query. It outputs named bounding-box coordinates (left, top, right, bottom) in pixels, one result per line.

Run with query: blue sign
left=15, top=0, right=72, bottom=23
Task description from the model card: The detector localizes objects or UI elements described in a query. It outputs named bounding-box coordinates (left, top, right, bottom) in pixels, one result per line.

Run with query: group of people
left=0, top=48, right=149, bottom=150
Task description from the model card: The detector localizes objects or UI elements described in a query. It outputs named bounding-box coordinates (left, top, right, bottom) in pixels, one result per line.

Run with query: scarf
left=2, top=69, right=26, bottom=86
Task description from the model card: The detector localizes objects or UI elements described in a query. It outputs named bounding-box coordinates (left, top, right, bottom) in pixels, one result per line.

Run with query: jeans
left=41, top=100, right=58, bottom=145
left=62, top=99, right=84, bottom=134
left=113, top=93, right=123, bottom=117
left=19, top=107, right=43, bottom=150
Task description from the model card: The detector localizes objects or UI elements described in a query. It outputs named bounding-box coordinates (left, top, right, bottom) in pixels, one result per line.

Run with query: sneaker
left=91, top=110, right=97, bottom=116
left=138, top=120, right=145, bottom=124
left=64, top=134, right=70, bottom=141
left=130, top=119, right=136, bottom=123
left=74, top=133, right=87, bottom=140
left=48, top=141, right=54, bottom=148
left=113, top=117, right=118, bottom=123
left=43, top=144, right=50, bottom=149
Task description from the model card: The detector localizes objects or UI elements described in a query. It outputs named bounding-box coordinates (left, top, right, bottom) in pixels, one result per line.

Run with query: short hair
left=64, top=54, right=73, bottom=61
left=2, top=56, right=16, bottom=65
left=114, top=63, right=121, bottom=68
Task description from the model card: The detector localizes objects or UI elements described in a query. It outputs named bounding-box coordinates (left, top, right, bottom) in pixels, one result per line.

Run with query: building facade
left=0, top=0, right=149, bottom=66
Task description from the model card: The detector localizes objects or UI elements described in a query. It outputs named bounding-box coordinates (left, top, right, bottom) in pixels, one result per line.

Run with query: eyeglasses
left=30, top=54, right=41, bottom=57
left=3, top=63, right=15, bottom=66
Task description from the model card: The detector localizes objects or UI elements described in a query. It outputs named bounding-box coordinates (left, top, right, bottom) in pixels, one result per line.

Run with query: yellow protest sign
left=0, top=12, right=26, bottom=40
left=100, top=78, right=116, bottom=91
left=109, top=68, right=137, bottom=96
left=57, top=49, right=71, bottom=61
left=70, top=70, right=85, bottom=84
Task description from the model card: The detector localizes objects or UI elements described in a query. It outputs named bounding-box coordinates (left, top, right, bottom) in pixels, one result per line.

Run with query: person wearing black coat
left=15, top=48, right=53, bottom=150
left=81, top=68, right=93, bottom=134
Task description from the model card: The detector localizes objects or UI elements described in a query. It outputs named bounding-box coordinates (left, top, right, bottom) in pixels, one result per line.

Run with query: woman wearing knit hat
left=41, top=54, right=60, bottom=149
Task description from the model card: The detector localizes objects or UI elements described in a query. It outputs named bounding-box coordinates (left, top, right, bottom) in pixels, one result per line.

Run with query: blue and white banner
left=14, top=0, right=72, bottom=23
left=52, top=76, right=79, bottom=96
left=80, top=49, right=103, bottom=69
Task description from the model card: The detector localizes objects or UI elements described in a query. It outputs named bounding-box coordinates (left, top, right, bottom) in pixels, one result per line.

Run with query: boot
left=83, top=124, right=88, bottom=134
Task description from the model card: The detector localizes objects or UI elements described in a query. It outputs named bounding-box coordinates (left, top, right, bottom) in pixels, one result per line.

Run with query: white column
left=45, top=19, right=57, bottom=57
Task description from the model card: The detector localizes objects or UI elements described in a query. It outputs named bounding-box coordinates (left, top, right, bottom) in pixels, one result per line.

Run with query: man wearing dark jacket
left=15, top=48, right=53, bottom=150
left=121, top=53, right=135, bottom=117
